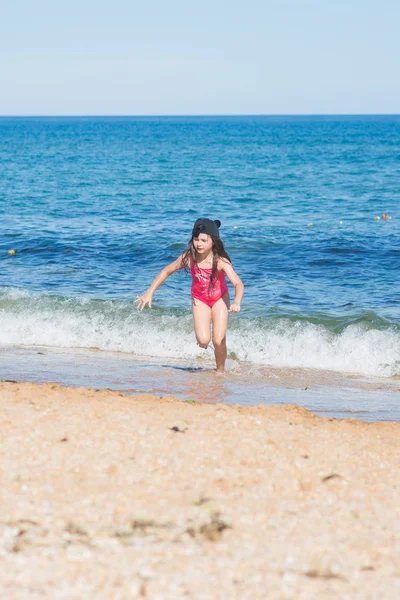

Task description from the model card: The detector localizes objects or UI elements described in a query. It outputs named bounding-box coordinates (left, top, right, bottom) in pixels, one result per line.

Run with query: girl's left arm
left=135, top=255, right=184, bottom=311
left=220, top=260, right=244, bottom=313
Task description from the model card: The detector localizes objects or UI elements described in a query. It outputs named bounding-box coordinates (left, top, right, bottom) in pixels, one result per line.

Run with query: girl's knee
left=212, top=334, right=226, bottom=348
left=196, top=334, right=211, bottom=348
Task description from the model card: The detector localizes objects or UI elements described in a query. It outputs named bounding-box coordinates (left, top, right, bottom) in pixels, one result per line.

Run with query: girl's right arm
left=135, top=255, right=184, bottom=311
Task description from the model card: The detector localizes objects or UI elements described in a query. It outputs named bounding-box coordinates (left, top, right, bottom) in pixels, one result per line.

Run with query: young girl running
left=136, top=218, right=244, bottom=373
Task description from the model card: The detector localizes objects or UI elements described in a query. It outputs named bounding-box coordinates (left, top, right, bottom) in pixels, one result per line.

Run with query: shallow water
left=2, top=345, right=399, bottom=422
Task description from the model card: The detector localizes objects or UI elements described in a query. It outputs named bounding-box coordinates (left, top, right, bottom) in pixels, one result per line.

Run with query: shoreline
left=1, top=344, right=399, bottom=422
left=1, top=381, right=399, bottom=598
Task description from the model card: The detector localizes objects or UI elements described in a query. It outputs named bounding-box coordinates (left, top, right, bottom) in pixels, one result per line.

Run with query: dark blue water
left=1, top=116, right=399, bottom=377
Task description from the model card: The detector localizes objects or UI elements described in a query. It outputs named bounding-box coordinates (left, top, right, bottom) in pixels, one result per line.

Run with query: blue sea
left=1, top=116, right=399, bottom=420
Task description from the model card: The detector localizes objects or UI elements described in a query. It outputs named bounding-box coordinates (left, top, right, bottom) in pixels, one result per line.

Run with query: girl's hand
left=135, top=292, right=153, bottom=311
left=229, top=303, right=241, bottom=313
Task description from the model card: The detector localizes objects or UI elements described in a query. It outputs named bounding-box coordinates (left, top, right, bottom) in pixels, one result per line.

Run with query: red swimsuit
left=191, top=263, right=229, bottom=308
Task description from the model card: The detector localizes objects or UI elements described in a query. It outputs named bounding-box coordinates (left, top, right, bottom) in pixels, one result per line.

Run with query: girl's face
left=193, top=233, right=213, bottom=255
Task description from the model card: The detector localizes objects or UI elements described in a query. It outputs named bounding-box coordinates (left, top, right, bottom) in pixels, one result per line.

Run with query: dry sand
left=1, top=381, right=399, bottom=599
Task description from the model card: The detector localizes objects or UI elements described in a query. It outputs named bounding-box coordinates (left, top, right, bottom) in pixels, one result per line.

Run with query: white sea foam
left=0, top=292, right=201, bottom=359
left=228, top=320, right=400, bottom=377
left=0, top=290, right=399, bottom=378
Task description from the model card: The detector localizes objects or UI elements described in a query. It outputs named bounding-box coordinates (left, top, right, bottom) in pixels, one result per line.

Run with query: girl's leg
left=192, top=298, right=212, bottom=348
left=211, top=294, right=229, bottom=373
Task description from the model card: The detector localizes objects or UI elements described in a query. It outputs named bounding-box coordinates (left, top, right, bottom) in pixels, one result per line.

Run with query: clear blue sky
left=1, top=0, right=399, bottom=115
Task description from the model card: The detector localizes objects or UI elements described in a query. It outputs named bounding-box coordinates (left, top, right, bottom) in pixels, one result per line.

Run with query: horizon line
left=0, top=113, right=399, bottom=118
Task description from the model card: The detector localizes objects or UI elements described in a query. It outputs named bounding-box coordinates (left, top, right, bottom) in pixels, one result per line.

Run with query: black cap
left=192, top=218, right=221, bottom=239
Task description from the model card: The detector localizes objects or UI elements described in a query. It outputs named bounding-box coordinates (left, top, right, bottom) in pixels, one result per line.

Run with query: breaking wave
left=1, top=287, right=399, bottom=378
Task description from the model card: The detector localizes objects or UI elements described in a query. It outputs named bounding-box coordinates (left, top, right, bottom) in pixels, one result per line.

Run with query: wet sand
left=1, top=381, right=399, bottom=599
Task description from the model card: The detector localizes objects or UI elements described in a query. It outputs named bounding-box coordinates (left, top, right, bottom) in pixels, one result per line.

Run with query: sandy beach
left=1, top=381, right=399, bottom=599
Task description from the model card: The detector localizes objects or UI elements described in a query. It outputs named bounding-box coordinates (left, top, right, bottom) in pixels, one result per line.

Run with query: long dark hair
left=181, top=230, right=231, bottom=289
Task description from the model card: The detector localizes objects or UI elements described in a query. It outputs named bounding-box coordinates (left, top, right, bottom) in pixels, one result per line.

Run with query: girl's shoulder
left=217, top=256, right=231, bottom=270
left=178, top=251, right=193, bottom=270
